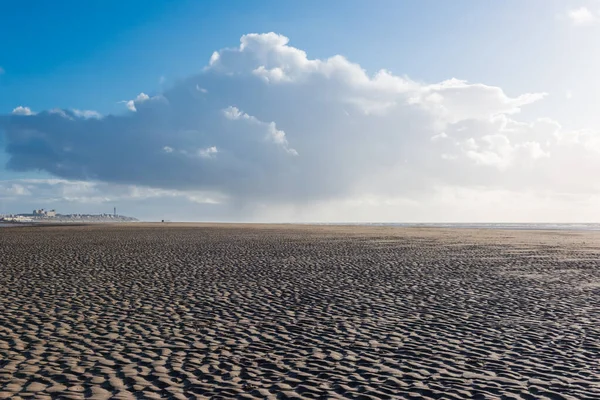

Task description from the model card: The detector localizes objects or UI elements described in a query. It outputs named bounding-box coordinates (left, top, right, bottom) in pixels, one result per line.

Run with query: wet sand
left=0, top=224, right=599, bottom=399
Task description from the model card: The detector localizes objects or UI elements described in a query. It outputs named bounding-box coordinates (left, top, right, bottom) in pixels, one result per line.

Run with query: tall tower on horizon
left=114, top=207, right=116, bottom=217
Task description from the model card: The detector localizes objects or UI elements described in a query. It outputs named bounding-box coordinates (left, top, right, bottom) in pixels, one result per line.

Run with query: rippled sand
left=0, top=224, right=599, bottom=399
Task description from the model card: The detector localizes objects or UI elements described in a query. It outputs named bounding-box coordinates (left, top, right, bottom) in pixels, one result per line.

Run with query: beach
left=0, top=224, right=599, bottom=399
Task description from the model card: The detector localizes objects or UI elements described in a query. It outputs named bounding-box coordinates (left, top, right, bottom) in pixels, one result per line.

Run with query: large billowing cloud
left=1, top=33, right=600, bottom=220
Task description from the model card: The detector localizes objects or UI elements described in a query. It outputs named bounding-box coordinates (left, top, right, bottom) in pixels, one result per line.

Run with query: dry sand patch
left=0, top=224, right=599, bottom=398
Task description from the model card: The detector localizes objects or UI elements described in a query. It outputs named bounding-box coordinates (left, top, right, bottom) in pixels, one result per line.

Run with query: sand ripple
left=0, top=225, right=599, bottom=399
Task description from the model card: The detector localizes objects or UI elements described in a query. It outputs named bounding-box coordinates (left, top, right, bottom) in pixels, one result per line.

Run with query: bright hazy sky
left=1, top=0, right=600, bottom=222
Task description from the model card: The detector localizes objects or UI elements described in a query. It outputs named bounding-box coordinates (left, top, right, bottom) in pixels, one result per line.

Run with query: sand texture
left=0, top=224, right=599, bottom=399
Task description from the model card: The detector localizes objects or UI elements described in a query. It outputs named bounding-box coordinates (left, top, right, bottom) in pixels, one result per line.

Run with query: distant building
left=32, top=209, right=57, bottom=217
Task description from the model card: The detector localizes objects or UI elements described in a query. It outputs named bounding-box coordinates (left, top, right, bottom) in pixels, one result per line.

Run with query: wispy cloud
left=567, top=6, right=597, bottom=26
left=71, top=109, right=102, bottom=119
left=0, top=179, right=225, bottom=205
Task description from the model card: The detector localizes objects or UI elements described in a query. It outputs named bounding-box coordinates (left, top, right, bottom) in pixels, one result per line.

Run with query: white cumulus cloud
left=1, top=32, right=599, bottom=221
left=120, top=92, right=151, bottom=112
left=12, top=106, right=35, bottom=116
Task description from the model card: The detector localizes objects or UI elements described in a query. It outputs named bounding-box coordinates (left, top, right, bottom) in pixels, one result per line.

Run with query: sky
left=1, top=0, right=600, bottom=222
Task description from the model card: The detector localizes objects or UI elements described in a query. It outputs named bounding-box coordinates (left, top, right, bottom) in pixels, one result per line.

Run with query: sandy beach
left=0, top=224, right=599, bottom=399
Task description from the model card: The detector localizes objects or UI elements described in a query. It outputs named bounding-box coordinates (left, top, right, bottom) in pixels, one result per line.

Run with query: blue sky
left=0, top=0, right=571, bottom=114
left=1, top=1, right=600, bottom=221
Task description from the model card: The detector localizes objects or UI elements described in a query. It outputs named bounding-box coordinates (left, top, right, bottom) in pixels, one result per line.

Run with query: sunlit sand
left=0, top=224, right=599, bottom=398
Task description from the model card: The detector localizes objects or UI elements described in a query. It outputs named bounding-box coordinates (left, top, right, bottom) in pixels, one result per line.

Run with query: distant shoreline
left=4, top=220, right=600, bottom=232
left=3, top=221, right=599, bottom=233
